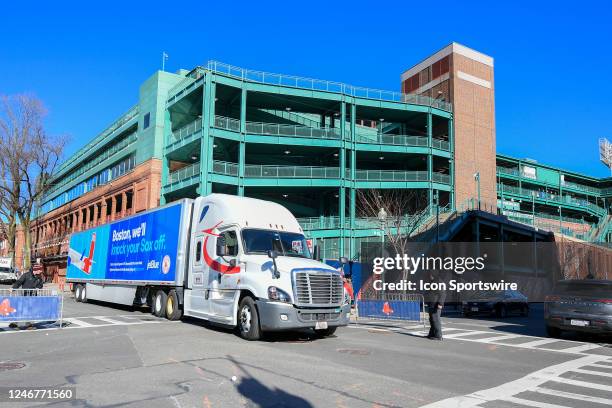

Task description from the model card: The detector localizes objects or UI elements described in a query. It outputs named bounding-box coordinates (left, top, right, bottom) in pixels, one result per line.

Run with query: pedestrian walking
left=8, top=262, right=44, bottom=329
left=427, top=272, right=447, bottom=341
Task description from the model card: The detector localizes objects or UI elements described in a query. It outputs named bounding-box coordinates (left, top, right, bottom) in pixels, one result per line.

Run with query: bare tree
left=0, top=94, right=67, bottom=269
left=356, top=189, right=429, bottom=291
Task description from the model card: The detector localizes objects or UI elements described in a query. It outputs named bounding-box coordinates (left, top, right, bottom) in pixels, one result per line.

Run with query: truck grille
left=293, top=271, right=343, bottom=307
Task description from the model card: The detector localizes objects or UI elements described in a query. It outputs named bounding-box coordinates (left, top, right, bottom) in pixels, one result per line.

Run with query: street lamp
left=434, top=190, right=440, bottom=242
left=377, top=207, right=387, bottom=285
left=474, top=172, right=481, bottom=210
left=377, top=207, right=387, bottom=257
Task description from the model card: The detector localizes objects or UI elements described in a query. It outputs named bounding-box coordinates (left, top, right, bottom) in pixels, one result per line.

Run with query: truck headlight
left=268, top=286, right=291, bottom=303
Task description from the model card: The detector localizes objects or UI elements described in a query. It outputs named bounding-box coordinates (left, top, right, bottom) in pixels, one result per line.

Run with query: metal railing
left=214, top=115, right=241, bottom=132
left=561, top=180, right=600, bottom=195
left=171, top=118, right=202, bottom=141
left=244, top=121, right=341, bottom=140
left=496, top=166, right=520, bottom=176
left=212, top=161, right=239, bottom=176
left=347, top=169, right=450, bottom=183
left=355, top=133, right=428, bottom=147
left=297, top=216, right=342, bottom=231
left=244, top=164, right=340, bottom=179
left=168, top=162, right=200, bottom=184
left=206, top=61, right=453, bottom=111
left=499, top=184, right=606, bottom=214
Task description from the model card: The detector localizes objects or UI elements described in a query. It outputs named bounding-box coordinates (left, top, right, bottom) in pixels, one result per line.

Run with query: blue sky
left=1, top=1, right=611, bottom=177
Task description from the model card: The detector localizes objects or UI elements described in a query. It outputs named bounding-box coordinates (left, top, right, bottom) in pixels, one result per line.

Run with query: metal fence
left=356, top=293, right=425, bottom=324
left=0, top=289, right=63, bottom=325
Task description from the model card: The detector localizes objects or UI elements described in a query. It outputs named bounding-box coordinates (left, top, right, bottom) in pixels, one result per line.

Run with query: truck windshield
left=242, top=229, right=311, bottom=258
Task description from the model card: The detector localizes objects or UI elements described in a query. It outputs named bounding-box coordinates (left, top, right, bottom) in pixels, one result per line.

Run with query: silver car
left=544, top=280, right=612, bottom=337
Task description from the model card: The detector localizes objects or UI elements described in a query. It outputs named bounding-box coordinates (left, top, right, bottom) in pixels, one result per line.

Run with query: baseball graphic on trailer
left=162, top=255, right=171, bottom=274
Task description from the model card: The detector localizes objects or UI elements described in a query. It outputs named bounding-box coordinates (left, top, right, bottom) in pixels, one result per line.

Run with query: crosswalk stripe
left=550, top=377, right=612, bottom=392
left=501, top=396, right=570, bottom=408
left=570, top=367, right=612, bottom=378
left=590, top=362, right=612, bottom=370
left=442, top=330, right=489, bottom=339
left=91, top=316, right=135, bottom=325
left=516, top=338, right=561, bottom=348
left=66, top=318, right=94, bottom=327
left=419, top=354, right=605, bottom=408
left=534, top=386, right=612, bottom=405
left=560, top=343, right=602, bottom=353
left=476, top=333, right=524, bottom=343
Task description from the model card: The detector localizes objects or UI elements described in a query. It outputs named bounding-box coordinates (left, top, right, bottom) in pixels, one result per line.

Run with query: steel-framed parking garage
left=162, top=61, right=453, bottom=260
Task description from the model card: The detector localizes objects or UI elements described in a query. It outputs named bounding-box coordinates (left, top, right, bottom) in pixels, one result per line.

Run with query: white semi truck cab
left=67, top=194, right=350, bottom=340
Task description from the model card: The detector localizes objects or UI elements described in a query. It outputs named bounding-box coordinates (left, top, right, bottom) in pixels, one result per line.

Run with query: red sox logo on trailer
left=200, top=205, right=240, bottom=275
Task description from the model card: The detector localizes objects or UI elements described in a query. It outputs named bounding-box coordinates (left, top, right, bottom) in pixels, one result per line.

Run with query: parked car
left=462, top=289, right=529, bottom=318
left=0, top=267, right=18, bottom=284
left=545, top=280, right=612, bottom=337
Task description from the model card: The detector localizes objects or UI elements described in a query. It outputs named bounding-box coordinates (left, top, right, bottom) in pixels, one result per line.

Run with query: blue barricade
left=0, top=289, right=62, bottom=322
left=357, top=298, right=422, bottom=321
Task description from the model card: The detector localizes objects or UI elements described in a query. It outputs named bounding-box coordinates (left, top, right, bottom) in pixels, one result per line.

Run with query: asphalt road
left=1, top=288, right=611, bottom=408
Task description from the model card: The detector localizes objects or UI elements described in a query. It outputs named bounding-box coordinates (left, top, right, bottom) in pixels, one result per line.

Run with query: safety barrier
left=356, top=293, right=425, bottom=324
left=0, top=289, right=63, bottom=325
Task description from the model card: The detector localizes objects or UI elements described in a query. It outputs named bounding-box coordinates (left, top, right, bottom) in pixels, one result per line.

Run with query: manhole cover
left=337, top=348, right=371, bottom=356
left=0, top=362, right=26, bottom=372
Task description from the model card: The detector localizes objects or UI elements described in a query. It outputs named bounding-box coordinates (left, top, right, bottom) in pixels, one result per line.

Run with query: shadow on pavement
left=228, top=355, right=313, bottom=408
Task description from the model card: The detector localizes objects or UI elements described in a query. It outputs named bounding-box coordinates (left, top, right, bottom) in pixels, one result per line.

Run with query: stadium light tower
left=600, top=138, right=612, bottom=176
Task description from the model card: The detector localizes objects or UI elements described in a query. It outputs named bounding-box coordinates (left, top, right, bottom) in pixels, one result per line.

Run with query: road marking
left=500, top=396, right=569, bottom=408
left=90, top=316, right=134, bottom=325
left=569, top=367, right=612, bottom=378
left=532, top=386, right=612, bottom=406
left=419, top=354, right=608, bottom=407
left=0, top=315, right=170, bottom=334
left=442, top=330, right=490, bottom=339
left=476, top=333, right=523, bottom=342
left=65, top=318, right=94, bottom=327
left=517, top=338, right=561, bottom=348
left=550, top=376, right=612, bottom=392
left=560, top=343, right=601, bottom=353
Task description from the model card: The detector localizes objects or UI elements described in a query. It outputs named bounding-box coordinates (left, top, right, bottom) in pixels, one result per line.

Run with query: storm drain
left=0, top=362, right=26, bottom=372
left=337, top=348, right=371, bottom=356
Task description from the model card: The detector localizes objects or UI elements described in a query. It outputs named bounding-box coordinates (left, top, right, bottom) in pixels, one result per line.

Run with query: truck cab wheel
left=166, top=290, right=183, bottom=321
left=153, top=290, right=167, bottom=317
left=237, top=297, right=261, bottom=341
left=314, top=327, right=337, bottom=337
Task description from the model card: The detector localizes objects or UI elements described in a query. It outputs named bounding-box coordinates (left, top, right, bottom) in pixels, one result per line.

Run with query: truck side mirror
left=313, top=245, right=320, bottom=261
left=339, top=256, right=348, bottom=265
left=267, top=250, right=280, bottom=279
left=216, top=236, right=227, bottom=257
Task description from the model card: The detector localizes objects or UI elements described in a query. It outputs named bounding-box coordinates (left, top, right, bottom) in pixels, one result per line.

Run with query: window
left=143, top=113, right=150, bottom=129
left=195, top=240, right=202, bottom=263
left=431, top=56, right=450, bottom=80
left=218, top=230, right=239, bottom=256
left=242, top=229, right=311, bottom=258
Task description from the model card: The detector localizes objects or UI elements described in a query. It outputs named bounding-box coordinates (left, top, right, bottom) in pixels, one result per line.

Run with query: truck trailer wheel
left=80, top=285, right=87, bottom=303
left=153, top=290, right=167, bottom=317
left=74, top=285, right=82, bottom=302
left=165, top=290, right=183, bottom=321
left=237, top=297, right=261, bottom=341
